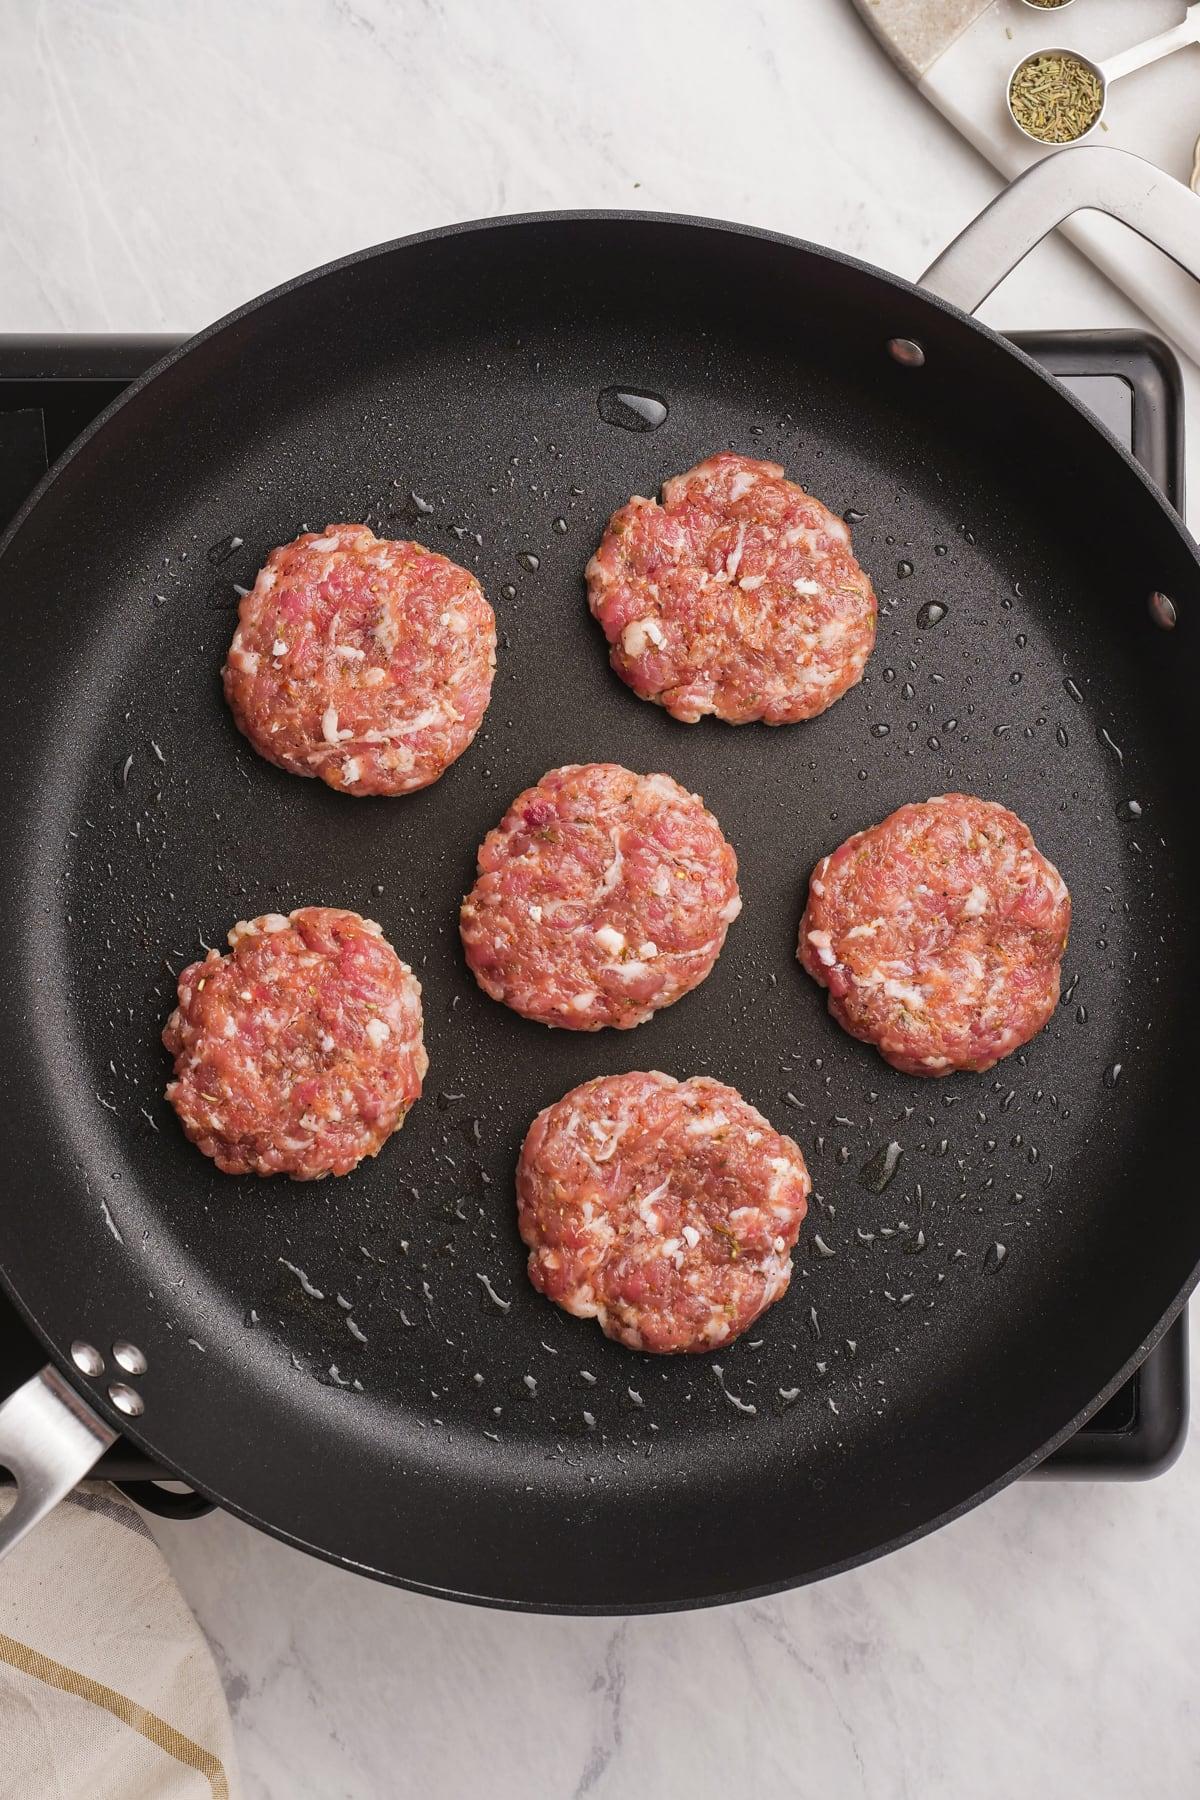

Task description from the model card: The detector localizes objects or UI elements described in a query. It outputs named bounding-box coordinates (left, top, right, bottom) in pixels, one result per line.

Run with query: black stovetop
left=0, top=330, right=1188, bottom=1488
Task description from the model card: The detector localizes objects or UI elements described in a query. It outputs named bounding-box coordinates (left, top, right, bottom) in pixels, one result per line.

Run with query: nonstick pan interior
left=1, top=217, right=1198, bottom=1610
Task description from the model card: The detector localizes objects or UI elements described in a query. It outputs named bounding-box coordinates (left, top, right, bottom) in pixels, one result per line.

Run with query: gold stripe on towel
left=0, top=1629, right=230, bottom=1799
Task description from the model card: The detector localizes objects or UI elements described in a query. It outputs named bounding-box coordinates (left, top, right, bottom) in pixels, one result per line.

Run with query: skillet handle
left=920, top=145, right=1200, bottom=315
left=0, top=1365, right=116, bottom=1562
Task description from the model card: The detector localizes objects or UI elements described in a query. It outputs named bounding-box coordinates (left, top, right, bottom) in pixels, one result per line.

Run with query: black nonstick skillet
left=0, top=148, right=1197, bottom=1610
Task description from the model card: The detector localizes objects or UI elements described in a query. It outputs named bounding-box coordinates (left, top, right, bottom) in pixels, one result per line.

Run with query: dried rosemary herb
left=1009, top=52, right=1103, bottom=143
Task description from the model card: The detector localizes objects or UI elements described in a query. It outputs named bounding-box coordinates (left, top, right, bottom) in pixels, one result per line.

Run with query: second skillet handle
left=920, top=145, right=1200, bottom=316
left=0, top=1365, right=116, bottom=1562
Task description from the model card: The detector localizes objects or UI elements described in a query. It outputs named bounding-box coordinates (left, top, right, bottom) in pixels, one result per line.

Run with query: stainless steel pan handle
left=0, top=1366, right=116, bottom=1561
left=921, top=145, right=1200, bottom=315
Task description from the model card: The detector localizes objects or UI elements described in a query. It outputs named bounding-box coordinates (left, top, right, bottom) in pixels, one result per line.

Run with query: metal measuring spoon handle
left=1098, top=4, right=1200, bottom=89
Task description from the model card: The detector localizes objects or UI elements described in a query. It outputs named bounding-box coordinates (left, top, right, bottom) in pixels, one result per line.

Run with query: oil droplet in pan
left=860, top=1140, right=903, bottom=1193
left=916, top=601, right=947, bottom=629
left=597, top=387, right=669, bottom=432
left=207, top=533, right=243, bottom=566
left=476, top=1273, right=512, bottom=1313
left=712, top=1365, right=756, bottom=1415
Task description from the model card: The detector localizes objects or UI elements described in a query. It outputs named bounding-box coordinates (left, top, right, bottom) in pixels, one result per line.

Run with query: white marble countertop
left=5, top=2, right=1199, bottom=1794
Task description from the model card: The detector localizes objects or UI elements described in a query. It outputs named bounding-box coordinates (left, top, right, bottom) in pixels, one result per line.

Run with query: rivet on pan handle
left=0, top=1365, right=117, bottom=1563
left=919, top=145, right=1200, bottom=317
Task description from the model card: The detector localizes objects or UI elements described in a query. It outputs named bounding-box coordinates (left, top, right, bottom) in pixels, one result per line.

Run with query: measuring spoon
left=1009, top=6, right=1200, bottom=144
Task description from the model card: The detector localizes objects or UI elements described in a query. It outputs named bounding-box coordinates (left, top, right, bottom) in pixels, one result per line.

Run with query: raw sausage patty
left=586, top=452, right=876, bottom=725
left=163, top=906, right=427, bottom=1178
left=799, top=794, right=1071, bottom=1076
left=517, top=1071, right=811, bottom=1353
left=460, top=763, right=741, bottom=1030
left=223, top=524, right=496, bottom=796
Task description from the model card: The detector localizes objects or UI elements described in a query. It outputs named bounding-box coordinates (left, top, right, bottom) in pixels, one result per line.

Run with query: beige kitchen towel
left=0, top=1487, right=240, bottom=1799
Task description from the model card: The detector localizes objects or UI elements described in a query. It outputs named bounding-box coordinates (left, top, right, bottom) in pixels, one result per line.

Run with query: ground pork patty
left=223, top=524, right=496, bottom=796
left=460, top=764, right=741, bottom=1030
left=163, top=906, right=427, bottom=1178
left=799, top=794, right=1071, bottom=1076
left=585, top=451, right=876, bottom=725
left=517, top=1071, right=811, bottom=1353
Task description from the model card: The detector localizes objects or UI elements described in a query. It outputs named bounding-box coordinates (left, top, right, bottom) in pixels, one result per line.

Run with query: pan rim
left=1, top=208, right=1197, bottom=1610
left=1, top=205, right=1197, bottom=574
left=2, top=1255, right=1193, bottom=1615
